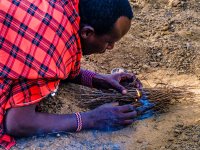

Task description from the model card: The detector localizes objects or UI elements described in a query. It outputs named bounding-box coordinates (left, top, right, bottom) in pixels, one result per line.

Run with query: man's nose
left=106, top=43, right=115, bottom=50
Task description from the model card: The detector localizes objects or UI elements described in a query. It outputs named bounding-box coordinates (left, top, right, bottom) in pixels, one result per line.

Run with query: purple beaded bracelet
left=81, top=70, right=96, bottom=87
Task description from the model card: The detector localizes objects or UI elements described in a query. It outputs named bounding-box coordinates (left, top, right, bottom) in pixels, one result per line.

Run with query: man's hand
left=92, top=72, right=143, bottom=94
left=83, top=103, right=137, bottom=131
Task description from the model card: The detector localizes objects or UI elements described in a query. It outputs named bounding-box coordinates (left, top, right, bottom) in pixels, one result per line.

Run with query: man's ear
left=80, top=25, right=95, bottom=39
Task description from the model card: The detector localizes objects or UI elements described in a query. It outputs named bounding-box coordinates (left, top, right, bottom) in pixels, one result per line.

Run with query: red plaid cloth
left=0, top=0, right=82, bottom=149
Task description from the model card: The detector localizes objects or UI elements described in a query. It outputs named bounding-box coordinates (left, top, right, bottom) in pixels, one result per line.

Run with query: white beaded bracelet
left=75, top=112, right=82, bottom=132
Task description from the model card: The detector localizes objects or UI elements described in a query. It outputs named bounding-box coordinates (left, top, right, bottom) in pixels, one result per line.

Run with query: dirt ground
left=12, top=0, right=200, bottom=150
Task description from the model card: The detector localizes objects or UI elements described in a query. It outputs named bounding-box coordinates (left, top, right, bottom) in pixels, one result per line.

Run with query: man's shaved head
left=79, top=0, right=133, bottom=35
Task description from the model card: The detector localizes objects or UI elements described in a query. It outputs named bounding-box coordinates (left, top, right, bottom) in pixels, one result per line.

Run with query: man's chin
left=82, top=49, right=106, bottom=55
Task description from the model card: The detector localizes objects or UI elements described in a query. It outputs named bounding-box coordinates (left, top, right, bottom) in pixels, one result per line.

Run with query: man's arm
left=5, top=103, right=137, bottom=137
left=5, top=104, right=91, bottom=137
left=65, top=68, right=142, bottom=94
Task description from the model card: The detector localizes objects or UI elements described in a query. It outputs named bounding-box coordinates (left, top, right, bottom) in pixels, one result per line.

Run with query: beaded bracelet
left=81, top=70, right=96, bottom=87
left=75, top=112, right=82, bottom=132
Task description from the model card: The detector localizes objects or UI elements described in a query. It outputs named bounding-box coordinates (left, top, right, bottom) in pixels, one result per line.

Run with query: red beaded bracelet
left=75, top=112, right=82, bottom=132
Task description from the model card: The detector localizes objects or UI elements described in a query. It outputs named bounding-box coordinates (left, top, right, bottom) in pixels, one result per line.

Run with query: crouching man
left=0, top=0, right=142, bottom=149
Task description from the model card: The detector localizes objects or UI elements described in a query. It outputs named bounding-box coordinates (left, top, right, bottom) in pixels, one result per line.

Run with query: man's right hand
left=83, top=103, right=137, bottom=131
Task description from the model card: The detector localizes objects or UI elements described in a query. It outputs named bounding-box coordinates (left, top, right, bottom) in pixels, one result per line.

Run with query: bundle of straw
left=76, top=83, right=194, bottom=114
left=38, top=82, right=194, bottom=115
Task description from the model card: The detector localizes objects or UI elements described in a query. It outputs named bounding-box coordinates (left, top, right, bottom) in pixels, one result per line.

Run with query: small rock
left=192, top=135, right=199, bottom=142
left=136, top=139, right=143, bottom=143
left=161, top=25, right=169, bottom=31
left=181, top=134, right=189, bottom=141
left=174, top=129, right=182, bottom=134
left=170, top=144, right=179, bottom=150
left=175, top=123, right=184, bottom=128
left=169, top=0, right=180, bottom=7
left=157, top=52, right=162, bottom=57
left=186, top=43, right=191, bottom=50
left=168, top=137, right=174, bottom=141
left=143, top=64, right=149, bottom=69
left=174, top=129, right=182, bottom=137
left=150, top=62, right=159, bottom=67
left=160, top=146, right=166, bottom=150
left=128, top=63, right=133, bottom=66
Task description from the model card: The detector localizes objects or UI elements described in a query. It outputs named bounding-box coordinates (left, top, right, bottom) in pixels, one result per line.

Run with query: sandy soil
left=12, top=70, right=200, bottom=150
left=11, top=0, right=200, bottom=150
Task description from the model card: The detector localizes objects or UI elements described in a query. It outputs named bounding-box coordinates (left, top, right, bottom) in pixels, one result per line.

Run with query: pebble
left=160, top=146, right=165, bottom=150
left=175, top=123, right=184, bottom=128
left=143, top=64, right=149, bottom=69
left=192, top=135, right=199, bottom=142
left=182, top=135, right=189, bottom=141
left=174, top=129, right=182, bottom=134
left=169, top=0, right=180, bottom=7
left=170, top=144, right=179, bottom=150
left=168, top=138, right=174, bottom=141
left=150, top=62, right=159, bottom=68
left=157, top=52, right=162, bottom=57
left=136, top=139, right=143, bottom=143
left=161, top=25, right=169, bottom=31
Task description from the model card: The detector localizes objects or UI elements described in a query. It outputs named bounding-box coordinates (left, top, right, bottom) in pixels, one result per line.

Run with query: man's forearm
left=5, top=105, right=93, bottom=137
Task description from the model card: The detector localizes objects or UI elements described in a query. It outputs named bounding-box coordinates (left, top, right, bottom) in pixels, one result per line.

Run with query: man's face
left=80, top=16, right=131, bottom=55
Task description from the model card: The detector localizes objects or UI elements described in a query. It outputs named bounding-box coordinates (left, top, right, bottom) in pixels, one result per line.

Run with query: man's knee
left=5, top=108, right=23, bottom=136
left=5, top=105, right=36, bottom=137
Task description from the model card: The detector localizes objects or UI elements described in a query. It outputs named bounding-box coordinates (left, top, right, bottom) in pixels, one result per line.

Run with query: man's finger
left=133, top=78, right=143, bottom=89
left=102, top=102, right=119, bottom=107
left=118, top=73, right=143, bottom=89
left=121, top=111, right=137, bottom=119
left=119, top=120, right=134, bottom=126
left=112, top=102, right=119, bottom=106
left=118, top=104, right=135, bottom=113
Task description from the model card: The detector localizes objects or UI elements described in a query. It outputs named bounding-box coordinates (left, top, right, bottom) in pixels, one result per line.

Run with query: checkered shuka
left=0, top=0, right=82, bottom=149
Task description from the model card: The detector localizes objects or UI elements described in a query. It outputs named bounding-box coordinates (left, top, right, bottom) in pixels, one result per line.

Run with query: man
left=0, top=0, right=142, bottom=149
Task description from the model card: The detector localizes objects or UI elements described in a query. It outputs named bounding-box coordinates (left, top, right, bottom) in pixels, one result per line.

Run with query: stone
left=150, top=62, right=159, bottom=67
left=161, top=25, right=169, bottom=31
left=168, top=138, right=174, bottom=141
left=192, top=135, right=199, bottom=142
left=175, top=123, right=184, bottom=128
left=169, top=0, right=180, bottom=7
left=157, top=52, right=162, bottom=57
left=136, top=139, right=143, bottom=143
left=174, top=129, right=182, bottom=134
left=182, top=135, right=189, bottom=141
